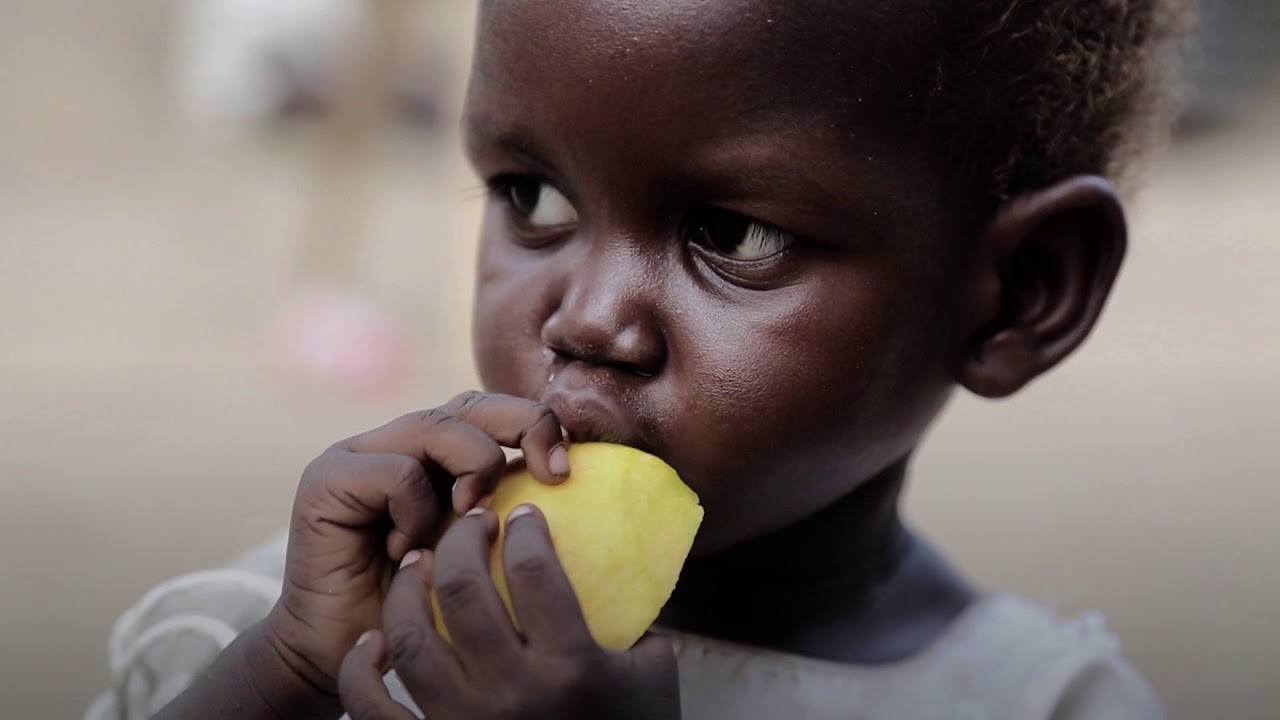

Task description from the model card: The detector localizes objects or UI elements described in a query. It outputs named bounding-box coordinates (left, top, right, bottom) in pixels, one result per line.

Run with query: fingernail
left=400, top=549, right=423, bottom=569
left=508, top=504, right=534, bottom=522
left=465, top=506, right=486, bottom=517
left=451, top=479, right=460, bottom=495
left=549, top=444, right=569, bottom=477
left=355, top=630, right=374, bottom=648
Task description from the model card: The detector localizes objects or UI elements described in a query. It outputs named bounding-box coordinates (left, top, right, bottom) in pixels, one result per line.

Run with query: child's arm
left=150, top=393, right=569, bottom=719
left=152, top=619, right=341, bottom=720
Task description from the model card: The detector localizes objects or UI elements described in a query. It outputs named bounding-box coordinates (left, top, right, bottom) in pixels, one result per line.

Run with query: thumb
left=620, top=633, right=682, bottom=719
left=629, top=632, right=679, bottom=680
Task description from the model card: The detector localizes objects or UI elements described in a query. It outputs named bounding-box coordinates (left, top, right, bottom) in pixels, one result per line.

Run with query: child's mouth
left=540, top=367, right=653, bottom=455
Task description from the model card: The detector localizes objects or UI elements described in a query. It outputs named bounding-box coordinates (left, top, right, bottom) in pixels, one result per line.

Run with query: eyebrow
left=690, top=139, right=887, bottom=236
left=465, top=115, right=889, bottom=238
left=727, top=165, right=861, bottom=221
left=463, top=118, right=557, bottom=173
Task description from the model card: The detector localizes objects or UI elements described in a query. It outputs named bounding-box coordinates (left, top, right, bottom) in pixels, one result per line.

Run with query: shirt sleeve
left=1048, top=655, right=1167, bottom=720
left=83, top=533, right=287, bottom=720
left=1000, top=605, right=1167, bottom=720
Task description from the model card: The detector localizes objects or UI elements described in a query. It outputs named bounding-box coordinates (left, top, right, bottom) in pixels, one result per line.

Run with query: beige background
left=2, top=2, right=1277, bottom=718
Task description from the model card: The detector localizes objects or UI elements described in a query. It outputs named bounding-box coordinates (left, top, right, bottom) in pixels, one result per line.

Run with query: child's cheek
left=471, top=250, right=553, bottom=399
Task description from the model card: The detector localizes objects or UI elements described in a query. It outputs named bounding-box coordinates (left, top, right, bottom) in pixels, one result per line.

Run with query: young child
left=88, top=1, right=1189, bottom=718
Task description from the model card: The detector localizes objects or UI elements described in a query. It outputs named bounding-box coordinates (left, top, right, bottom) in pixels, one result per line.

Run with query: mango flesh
left=432, top=442, right=703, bottom=650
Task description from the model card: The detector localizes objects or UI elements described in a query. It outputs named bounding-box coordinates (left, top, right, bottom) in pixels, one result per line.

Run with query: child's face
left=465, top=1, right=964, bottom=554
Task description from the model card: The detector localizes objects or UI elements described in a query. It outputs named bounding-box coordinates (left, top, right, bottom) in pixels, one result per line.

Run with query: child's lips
left=540, top=368, right=653, bottom=454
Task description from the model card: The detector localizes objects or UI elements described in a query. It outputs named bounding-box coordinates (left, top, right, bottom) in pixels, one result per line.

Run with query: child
left=88, top=1, right=1189, bottom=717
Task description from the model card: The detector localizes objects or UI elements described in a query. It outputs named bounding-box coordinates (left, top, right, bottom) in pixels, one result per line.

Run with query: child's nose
left=540, top=246, right=667, bottom=378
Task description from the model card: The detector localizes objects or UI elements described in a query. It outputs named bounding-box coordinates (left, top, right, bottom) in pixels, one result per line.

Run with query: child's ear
left=959, top=175, right=1127, bottom=398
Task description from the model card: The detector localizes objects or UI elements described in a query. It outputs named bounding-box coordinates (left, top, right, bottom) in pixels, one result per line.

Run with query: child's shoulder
left=661, top=593, right=1166, bottom=719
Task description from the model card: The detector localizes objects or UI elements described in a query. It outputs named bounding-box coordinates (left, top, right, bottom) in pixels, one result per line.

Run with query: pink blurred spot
left=267, top=285, right=412, bottom=400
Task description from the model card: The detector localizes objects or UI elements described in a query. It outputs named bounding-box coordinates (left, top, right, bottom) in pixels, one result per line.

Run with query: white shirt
left=86, top=532, right=1165, bottom=720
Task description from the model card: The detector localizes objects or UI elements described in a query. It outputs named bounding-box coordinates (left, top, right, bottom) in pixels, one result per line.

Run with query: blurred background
left=1, top=1, right=1276, bottom=718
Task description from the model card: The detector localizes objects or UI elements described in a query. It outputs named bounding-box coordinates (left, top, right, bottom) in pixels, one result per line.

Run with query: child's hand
left=263, top=393, right=569, bottom=694
left=336, top=506, right=682, bottom=720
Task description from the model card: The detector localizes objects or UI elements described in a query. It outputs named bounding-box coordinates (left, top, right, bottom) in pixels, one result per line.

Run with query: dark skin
left=155, top=1, right=1128, bottom=718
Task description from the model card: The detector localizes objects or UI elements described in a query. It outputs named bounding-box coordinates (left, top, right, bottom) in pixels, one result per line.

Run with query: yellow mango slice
left=432, top=442, right=703, bottom=650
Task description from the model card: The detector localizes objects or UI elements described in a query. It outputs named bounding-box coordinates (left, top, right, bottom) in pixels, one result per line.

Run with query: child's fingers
left=380, top=551, right=467, bottom=710
left=441, top=391, right=570, bottom=491
left=335, top=392, right=569, bottom=515
left=383, top=456, right=447, bottom=561
left=430, top=509, right=525, bottom=677
left=337, top=407, right=509, bottom=515
left=500, top=504, right=596, bottom=655
left=299, top=450, right=442, bottom=560
left=627, top=632, right=680, bottom=683
left=338, top=631, right=418, bottom=720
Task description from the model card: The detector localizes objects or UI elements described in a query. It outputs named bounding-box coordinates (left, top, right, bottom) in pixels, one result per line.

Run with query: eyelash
left=485, top=173, right=798, bottom=281
left=682, top=207, right=795, bottom=262
left=484, top=173, right=534, bottom=207
left=484, top=173, right=579, bottom=244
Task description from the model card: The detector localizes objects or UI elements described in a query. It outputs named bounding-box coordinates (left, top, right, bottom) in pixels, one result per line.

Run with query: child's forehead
left=473, top=0, right=940, bottom=116
left=467, top=1, right=950, bottom=244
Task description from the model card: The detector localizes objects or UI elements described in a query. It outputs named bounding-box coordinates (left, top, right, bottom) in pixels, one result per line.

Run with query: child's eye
left=491, top=176, right=578, bottom=227
left=686, top=207, right=795, bottom=261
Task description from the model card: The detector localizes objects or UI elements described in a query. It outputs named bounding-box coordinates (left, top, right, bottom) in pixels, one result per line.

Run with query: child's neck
left=658, top=457, right=975, bottom=664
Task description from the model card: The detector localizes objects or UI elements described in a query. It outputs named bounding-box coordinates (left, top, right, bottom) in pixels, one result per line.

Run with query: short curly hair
left=922, top=0, right=1194, bottom=204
